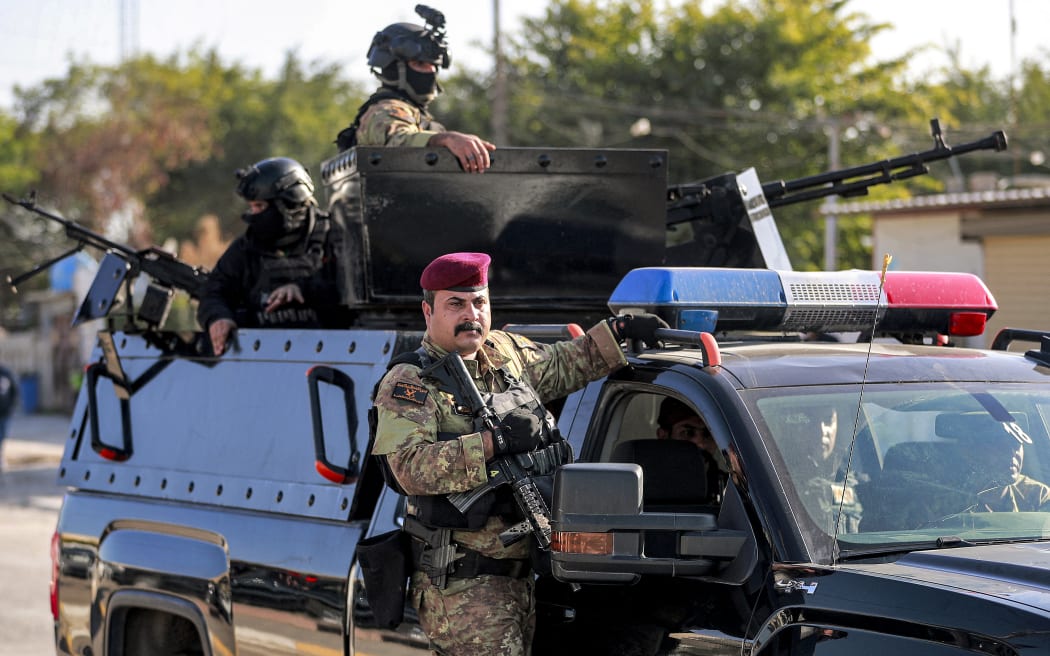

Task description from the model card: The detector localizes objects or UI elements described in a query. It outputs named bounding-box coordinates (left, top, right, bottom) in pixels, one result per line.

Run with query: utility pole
left=1009, top=0, right=1020, bottom=176
left=119, top=0, right=139, bottom=61
left=490, top=0, right=509, bottom=145
left=823, top=117, right=840, bottom=272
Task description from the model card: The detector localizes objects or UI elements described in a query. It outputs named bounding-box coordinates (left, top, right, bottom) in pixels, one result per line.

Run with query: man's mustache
left=454, top=322, right=484, bottom=335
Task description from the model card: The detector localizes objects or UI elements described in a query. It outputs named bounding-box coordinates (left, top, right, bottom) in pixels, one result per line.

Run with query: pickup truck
left=51, top=263, right=1050, bottom=655
left=48, top=140, right=1050, bottom=656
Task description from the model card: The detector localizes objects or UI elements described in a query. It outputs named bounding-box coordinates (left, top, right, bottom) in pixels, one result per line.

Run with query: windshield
left=748, top=382, right=1050, bottom=555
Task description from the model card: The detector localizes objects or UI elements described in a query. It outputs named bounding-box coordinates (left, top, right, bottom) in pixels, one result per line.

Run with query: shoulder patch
left=506, top=331, right=537, bottom=349
left=392, top=381, right=428, bottom=405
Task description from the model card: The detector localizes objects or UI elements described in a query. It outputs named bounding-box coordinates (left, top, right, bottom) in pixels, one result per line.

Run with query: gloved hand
left=492, top=407, right=543, bottom=457
left=610, top=313, right=670, bottom=349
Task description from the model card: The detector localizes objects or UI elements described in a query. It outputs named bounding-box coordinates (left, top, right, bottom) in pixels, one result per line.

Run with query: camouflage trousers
left=412, top=571, right=535, bottom=656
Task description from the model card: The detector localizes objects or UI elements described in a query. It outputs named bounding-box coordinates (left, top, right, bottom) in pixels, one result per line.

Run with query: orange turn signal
left=551, top=531, right=613, bottom=554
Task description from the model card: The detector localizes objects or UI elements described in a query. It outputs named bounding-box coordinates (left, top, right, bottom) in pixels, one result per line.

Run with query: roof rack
left=990, top=328, right=1050, bottom=366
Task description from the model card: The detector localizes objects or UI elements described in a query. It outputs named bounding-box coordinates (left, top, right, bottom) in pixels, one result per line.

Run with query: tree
left=444, top=0, right=918, bottom=269
left=16, top=55, right=216, bottom=240
left=0, top=109, right=43, bottom=307
left=5, top=48, right=365, bottom=259
left=1, top=49, right=366, bottom=328
left=147, top=50, right=364, bottom=244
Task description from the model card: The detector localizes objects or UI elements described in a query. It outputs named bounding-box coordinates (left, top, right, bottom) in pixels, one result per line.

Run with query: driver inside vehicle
left=655, top=397, right=728, bottom=502
left=656, top=397, right=717, bottom=456
left=974, top=428, right=1050, bottom=512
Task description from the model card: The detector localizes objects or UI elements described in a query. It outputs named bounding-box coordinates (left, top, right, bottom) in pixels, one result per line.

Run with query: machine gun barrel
left=760, top=119, right=1008, bottom=208
left=2, top=191, right=208, bottom=300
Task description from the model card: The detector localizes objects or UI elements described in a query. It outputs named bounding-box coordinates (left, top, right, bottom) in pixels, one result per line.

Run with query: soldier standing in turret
left=335, top=5, right=495, bottom=173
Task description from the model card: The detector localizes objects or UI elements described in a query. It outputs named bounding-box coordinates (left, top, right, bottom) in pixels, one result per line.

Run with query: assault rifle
left=3, top=191, right=209, bottom=328
left=421, top=352, right=554, bottom=550
left=664, top=119, right=1008, bottom=269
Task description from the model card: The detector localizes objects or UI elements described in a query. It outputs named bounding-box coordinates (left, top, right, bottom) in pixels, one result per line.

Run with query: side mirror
left=550, top=463, right=747, bottom=584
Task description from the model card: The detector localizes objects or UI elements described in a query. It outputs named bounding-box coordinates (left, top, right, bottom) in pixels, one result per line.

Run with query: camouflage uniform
left=802, top=471, right=864, bottom=534
left=355, top=95, right=446, bottom=148
left=372, top=323, right=626, bottom=655
left=977, top=475, right=1050, bottom=512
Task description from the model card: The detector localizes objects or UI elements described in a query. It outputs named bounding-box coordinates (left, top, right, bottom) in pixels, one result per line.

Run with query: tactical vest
left=369, top=347, right=572, bottom=530
left=246, top=212, right=330, bottom=328
left=335, top=87, right=433, bottom=151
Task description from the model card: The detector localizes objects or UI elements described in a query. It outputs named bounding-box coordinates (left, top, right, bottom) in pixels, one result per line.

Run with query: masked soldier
left=370, top=252, right=667, bottom=655
left=197, top=157, right=348, bottom=356
left=335, top=6, right=495, bottom=173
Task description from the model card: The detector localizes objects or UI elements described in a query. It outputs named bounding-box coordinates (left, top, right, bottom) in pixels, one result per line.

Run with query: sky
left=0, top=0, right=1047, bottom=111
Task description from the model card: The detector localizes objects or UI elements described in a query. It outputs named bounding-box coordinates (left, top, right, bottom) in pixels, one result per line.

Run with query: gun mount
left=322, top=146, right=669, bottom=329
left=664, top=119, right=1008, bottom=269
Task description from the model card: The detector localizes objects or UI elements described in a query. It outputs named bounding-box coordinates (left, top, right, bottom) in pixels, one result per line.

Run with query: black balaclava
left=243, top=203, right=307, bottom=248
left=380, top=61, right=440, bottom=106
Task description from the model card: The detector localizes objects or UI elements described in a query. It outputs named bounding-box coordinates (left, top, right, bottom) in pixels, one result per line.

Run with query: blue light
left=609, top=268, right=785, bottom=307
left=679, top=309, right=719, bottom=333
left=608, top=268, right=788, bottom=331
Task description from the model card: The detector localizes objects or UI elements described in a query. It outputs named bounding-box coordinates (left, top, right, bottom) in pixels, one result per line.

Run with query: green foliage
left=462, top=0, right=924, bottom=269
left=147, top=50, right=364, bottom=242
left=0, top=111, right=39, bottom=190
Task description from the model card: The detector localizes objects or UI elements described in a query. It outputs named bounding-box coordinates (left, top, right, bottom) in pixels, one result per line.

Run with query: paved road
left=1, top=412, right=71, bottom=656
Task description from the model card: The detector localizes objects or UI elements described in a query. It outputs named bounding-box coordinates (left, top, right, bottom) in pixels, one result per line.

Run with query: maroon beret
left=420, top=252, right=491, bottom=292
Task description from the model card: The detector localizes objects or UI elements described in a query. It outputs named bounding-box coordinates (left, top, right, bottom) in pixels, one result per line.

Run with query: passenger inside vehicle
left=772, top=404, right=864, bottom=534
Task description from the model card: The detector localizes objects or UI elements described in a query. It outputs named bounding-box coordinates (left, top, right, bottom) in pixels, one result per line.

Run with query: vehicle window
left=600, top=391, right=726, bottom=508
left=748, top=383, right=1050, bottom=550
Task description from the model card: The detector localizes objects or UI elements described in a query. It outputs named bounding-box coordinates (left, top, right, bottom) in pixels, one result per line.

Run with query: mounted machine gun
left=3, top=191, right=209, bottom=329
left=665, top=119, right=1008, bottom=269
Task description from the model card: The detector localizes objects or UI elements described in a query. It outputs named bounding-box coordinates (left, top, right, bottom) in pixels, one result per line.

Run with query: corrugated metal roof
left=819, top=186, right=1050, bottom=216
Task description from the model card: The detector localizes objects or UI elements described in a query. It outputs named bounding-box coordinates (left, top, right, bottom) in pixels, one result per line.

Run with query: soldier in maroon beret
left=371, top=251, right=669, bottom=655
left=418, top=252, right=492, bottom=359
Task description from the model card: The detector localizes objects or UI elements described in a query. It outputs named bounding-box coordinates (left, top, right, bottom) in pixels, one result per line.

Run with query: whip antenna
left=833, top=252, right=892, bottom=563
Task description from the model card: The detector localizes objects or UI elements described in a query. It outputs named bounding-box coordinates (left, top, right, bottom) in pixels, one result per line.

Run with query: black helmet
left=235, top=157, right=315, bottom=208
left=368, top=22, right=450, bottom=69
left=368, top=5, right=450, bottom=70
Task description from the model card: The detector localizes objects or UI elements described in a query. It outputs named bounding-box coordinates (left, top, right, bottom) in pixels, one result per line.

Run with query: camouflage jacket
left=372, top=322, right=626, bottom=561
left=355, top=95, right=447, bottom=147
left=977, top=474, right=1050, bottom=512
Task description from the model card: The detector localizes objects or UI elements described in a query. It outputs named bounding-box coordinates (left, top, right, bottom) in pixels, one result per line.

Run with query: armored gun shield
left=321, top=147, right=668, bottom=328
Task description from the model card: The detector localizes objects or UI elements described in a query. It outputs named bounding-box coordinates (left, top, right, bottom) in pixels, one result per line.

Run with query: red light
left=50, top=532, right=60, bottom=619
left=567, top=323, right=584, bottom=338
left=879, top=271, right=997, bottom=336
left=949, top=312, right=988, bottom=337
left=884, top=271, right=997, bottom=310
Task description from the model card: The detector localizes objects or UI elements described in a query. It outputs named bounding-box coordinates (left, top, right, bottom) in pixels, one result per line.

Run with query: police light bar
left=608, top=268, right=996, bottom=336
